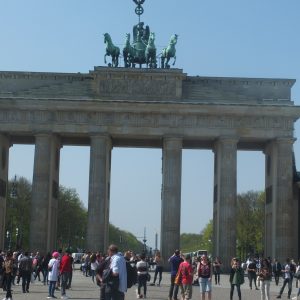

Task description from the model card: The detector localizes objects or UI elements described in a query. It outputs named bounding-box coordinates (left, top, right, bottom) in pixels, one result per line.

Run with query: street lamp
left=6, top=230, right=11, bottom=250
left=16, top=227, right=19, bottom=249
left=10, top=175, right=18, bottom=200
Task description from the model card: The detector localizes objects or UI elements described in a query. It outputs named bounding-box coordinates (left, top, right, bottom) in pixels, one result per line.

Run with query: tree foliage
left=236, top=190, right=265, bottom=260
left=5, top=177, right=32, bottom=250
left=180, top=220, right=213, bottom=254
left=57, top=186, right=87, bottom=250
left=5, top=177, right=143, bottom=253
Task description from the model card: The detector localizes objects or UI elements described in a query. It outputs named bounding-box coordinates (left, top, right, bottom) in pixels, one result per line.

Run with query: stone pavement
left=1, top=270, right=299, bottom=300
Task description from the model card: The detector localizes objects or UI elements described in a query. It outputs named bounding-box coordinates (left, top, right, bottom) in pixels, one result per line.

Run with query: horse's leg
left=165, top=57, right=171, bottom=68
left=104, top=53, right=107, bottom=64
left=161, top=57, right=165, bottom=68
left=172, top=55, right=177, bottom=66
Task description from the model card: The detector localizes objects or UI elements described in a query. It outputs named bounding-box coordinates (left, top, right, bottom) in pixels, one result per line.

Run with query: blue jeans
left=49, top=280, right=56, bottom=297
left=279, top=277, right=292, bottom=297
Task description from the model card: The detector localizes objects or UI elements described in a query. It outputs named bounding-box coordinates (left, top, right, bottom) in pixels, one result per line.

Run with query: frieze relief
left=97, top=78, right=177, bottom=98
left=0, top=109, right=294, bottom=131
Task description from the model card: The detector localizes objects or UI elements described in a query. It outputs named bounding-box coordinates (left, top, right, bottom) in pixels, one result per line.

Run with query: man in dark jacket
left=19, top=251, right=33, bottom=293
left=168, top=249, right=184, bottom=300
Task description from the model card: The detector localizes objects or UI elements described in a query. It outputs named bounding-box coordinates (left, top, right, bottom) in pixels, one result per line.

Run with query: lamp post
left=10, top=175, right=18, bottom=250
left=6, top=230, right=11, bottom=250
left=16, top=227, right=19, bottom=250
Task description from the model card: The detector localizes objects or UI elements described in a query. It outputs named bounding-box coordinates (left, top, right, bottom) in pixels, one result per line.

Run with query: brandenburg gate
left=0, top=67, right=299, bottom=268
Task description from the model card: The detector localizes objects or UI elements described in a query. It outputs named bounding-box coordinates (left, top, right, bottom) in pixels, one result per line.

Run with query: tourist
left=276, top=258, right=293, bottom=299
left=105, top=244, right=127, bottom=300
left=258, top=258, right=272, bottom=300
left=246, top=258, right=259, bottom=290
left=229, top=258, right=244, bottom=300
left=212, top=257, right=222, bottom=285
left=33, top=251, right=42, bottom=281
left=96, top=254, right=111, bottom=300
left=272, top=259, right=282, bottom=286
left=41, top=252, right=51, bottom=285
left=177, top=254, right=193, bottom=300
left=2, top=251, right=14, bottom=300
left=136, top=253, right=148, bottom=299
left=197, top=254, right=212, bottom=300
left=90, top=253, right=98, bottom=283
left=11, top=252, right=18, bottom=285
left=151, top=251, right=163, bottom=286
left=47, top=251, right=60, bottom=299
left=168, top=249, right=183, bottom=300
left=60, top=248, right=72, bottom=300
left=18, top=251, right=33, bottom=293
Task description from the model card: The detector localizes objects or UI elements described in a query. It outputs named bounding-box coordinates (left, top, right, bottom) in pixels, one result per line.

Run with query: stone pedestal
left=86, top=135, right=111, bottom=252
left=30, top=134, right=60, bottom=253
left=161, top=137, right=182, bottom=269
left=213, top=137, right=237, bottom=271
left=0, top=134, right=9, bottom=250
left=265, top=138, right=295, bottom=261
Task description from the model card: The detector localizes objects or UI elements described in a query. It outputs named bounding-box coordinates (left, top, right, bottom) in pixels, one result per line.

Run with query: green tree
left=5, top=176, right=31, bottom=250
left=180, top=220, right=213, bottom=254
left=5, top=177, right=143, bottom=253
left=57, top=186, right=87, bottom=250
left=236, top=190, right=265, bottom=260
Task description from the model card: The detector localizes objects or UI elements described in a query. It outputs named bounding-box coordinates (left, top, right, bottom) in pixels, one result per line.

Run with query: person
left=229, top=258, right=244, bottom=300
left=197, top=254, right=212, bottom=300
left=136, top=253, right=148, bottom=299
left=18, top=251, right=33, bottom=293
left=60, top=248, right=72, bottom=300
left=105, top=244, right=127, bottom=300
left=96, top=255, right=111, bottom=300
left=272, top=259, right=282, bottom=286
left=276, top=258, right=293, bottom=299
left=258, top=258, right=272, bottom=300
left=177, top=254, right=193, bottom=300
left=90, top=253, right=98, bottom=283
left=33, top=251, right=42, bottom=281
left=2, top=251, right=14, bottom=300
left=212, top=257, right=222, bottom=285
left=246, top=258, right=259, bottom=290
left=294, top=261, right=300, bottom=299
left=151, top=251, right=163, bottom=286
left=168, top=249, right=183, bottom=300
left=47, top=251, right=60, bottom=299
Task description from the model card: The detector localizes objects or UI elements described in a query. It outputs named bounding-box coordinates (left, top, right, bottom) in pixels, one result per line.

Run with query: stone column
left=213, top=137, right=237, bottom=271
left=264, top=138, right=295, bottom=261
left=30, top=134, right=60, bottom=254
left=161, top=137, right=182, bottom=268
left=86, top=135, right=111, bottom=252
left=0, top=134, right=10, bottom=250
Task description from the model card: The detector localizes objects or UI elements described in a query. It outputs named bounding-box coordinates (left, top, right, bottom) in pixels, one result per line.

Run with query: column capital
left=213, top=136, right=239, bottom=152
left=275, top=137, right=296, bottom=145
left=89, top=134, right=112, bottom=148
left=163, top=136, right=182, bottom=149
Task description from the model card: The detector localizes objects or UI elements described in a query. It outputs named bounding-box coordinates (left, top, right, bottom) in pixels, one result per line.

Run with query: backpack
left=126, top=262, right=137, bottom=288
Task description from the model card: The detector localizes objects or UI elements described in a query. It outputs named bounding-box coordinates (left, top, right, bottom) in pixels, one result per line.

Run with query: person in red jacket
left=178, top=254, right=193, bottom=300
left=59, top=249, right=72, bottom=300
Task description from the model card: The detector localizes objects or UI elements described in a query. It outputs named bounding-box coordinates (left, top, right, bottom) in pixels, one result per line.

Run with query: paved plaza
left=1, top=269, right=299, bottom=300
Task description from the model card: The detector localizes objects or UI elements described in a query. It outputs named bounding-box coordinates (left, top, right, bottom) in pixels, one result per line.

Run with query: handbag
left=146, top=273, right=151, bottom=282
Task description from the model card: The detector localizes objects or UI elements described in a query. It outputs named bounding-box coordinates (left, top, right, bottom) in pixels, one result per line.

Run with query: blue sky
left=1, top=0, right=300, bottom=249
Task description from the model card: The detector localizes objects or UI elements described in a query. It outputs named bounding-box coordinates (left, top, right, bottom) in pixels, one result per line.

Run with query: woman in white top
left=136, top=253, right=149, bottom=299
left=90, top=253, right=99, bottom=283
left=47, top=252, right=60, bottom=299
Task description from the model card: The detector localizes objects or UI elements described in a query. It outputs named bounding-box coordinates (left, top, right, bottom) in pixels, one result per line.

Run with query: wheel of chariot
left=135, top=6, right=144, bottom=15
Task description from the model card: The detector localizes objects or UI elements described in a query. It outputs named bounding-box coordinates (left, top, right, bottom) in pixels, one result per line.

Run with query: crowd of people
left=1, top=246, right=300, bottom=300
left=0, top=248, right=74, bottom=300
